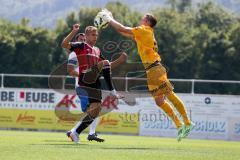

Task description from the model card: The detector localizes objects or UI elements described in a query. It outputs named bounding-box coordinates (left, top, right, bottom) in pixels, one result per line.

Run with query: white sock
left=71, top=121, right=82, bottom=134
left=89, top=118, right=99, bottom=135
left=111, top=89, right=116, bottom=94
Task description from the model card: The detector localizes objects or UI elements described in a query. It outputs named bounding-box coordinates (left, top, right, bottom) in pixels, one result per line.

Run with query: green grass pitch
left=0, top=130, right=240, bottom=160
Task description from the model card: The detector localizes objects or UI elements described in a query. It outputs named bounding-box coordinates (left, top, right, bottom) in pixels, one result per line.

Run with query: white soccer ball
left=94, top=14, right=109, bottom=30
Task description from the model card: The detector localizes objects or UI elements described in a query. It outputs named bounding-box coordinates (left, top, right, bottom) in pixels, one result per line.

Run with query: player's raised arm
left=61, top=24, right=80, bottom=50
left=109, top=19, right=133, bottom=35
left=118, top=31, right=134, bottom=40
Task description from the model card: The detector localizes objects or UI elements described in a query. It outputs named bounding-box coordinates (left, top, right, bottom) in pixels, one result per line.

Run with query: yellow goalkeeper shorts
left=146, top=63, right=173, bottom=96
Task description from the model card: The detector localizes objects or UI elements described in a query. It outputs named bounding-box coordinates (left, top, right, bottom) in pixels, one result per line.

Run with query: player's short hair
left=85, top=26, right=98, bottom=34
left=145, top=13, right=157, bottom=28
left=75, top=33, right=85, bottom=41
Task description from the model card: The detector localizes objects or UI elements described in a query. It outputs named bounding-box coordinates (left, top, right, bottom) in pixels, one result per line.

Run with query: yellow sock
left=159, top=101, right=182, bottom=128
left=166, top=92, right=191, bottom=125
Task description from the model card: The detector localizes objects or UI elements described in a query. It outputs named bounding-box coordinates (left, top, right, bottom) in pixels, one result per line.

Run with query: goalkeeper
left=99, top=10, right=195, bottom=141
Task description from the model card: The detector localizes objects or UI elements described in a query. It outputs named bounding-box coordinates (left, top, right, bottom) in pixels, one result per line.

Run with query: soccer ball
left=94, top=14, right=109, bottom=30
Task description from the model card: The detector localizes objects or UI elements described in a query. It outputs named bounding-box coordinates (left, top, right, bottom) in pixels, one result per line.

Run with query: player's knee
left=154, top=97, right=165, bottom=106
left=87, top=102, right=101, bottom=118
left=103, top=60, right=110, bottom=66
left=98, top=60, right=110, bottom=71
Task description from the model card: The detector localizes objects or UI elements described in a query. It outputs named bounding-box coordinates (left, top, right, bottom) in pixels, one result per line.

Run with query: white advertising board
left=139, top=94, right=240, bottom=141
left=1, top=88, right=240, bottom=140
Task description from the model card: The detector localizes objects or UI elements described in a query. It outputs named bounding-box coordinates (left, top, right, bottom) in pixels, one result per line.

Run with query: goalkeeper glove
left=98, top=9, right=113, bottom=22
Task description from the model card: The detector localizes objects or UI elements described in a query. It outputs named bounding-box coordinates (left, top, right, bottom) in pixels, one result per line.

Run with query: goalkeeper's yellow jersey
left=131, top=25, right=161, bottom=67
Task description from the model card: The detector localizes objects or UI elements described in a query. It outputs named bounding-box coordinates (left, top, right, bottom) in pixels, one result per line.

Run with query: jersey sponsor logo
left=68, top=59, right=78, bottom=65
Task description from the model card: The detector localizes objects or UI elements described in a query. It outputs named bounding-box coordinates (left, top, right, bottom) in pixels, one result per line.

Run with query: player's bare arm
left=61, top=24, right=80, bottom=50
left=109, top=19, right=133, bottom=36
left=67, top=65, right=79, bottom=77
left=110, top=52, right=127, bottom=69
left=119, top=31, right=134, bottom=40
left=99, top=10, right=133, bottom=39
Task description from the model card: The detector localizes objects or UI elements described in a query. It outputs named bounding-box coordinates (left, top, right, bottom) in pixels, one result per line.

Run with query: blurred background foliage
left=0, top=1, right=239, bottom=93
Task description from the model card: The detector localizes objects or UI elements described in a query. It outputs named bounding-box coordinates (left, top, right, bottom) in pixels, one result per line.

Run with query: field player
left=62, top=24, right=125, bottom=143
left=66, top=32, right=104, bottom=142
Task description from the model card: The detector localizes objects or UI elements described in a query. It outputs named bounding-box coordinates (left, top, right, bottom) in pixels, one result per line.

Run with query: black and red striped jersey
left=69, top=42, right=105, bottom=75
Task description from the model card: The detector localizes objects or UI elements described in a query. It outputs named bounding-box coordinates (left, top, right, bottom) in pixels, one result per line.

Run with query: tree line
left=0, top=1, right=239, bottom=93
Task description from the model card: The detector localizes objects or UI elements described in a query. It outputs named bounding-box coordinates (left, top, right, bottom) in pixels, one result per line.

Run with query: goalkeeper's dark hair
left=145, top=13, right=157, bottom=28
left=75, top=33, right=85, bottom=41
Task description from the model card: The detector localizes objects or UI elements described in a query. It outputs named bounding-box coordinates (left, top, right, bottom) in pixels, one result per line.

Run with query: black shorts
left=78, top=70, right=102, bottom=104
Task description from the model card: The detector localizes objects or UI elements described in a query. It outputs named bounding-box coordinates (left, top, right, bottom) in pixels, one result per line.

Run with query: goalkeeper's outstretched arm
left=119, top=31, right=134, bottom=40
left=99, top=9, right=133, bottom=39
left=109, top=19, right=133, bottom=36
